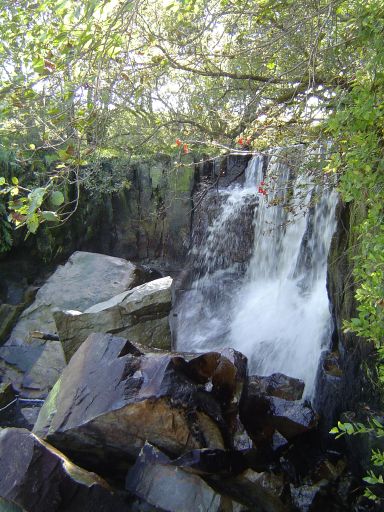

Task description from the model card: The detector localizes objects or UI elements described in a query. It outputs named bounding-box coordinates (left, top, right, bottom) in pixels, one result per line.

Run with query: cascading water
left=175, top=147, right=338, bottom=398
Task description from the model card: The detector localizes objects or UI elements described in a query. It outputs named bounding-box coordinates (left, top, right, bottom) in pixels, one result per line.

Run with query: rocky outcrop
left=0, top=252, right=155, bottom=398
left=0, top=428, right=128, bottom=512
left=99, top=155, right=196, bottom=265
left=53, top=276, right=173, bottom=361
left=34, top=333, right=247, bottom=479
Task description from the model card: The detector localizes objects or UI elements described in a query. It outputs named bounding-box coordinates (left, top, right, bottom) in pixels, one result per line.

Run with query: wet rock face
left=0, top=428, right=128, bottom=512
left=53, top=276, right=173, bottom=362
left=0, top=251, right=156, bottom=398
left=248, top=374, right=305, bottom=402
left=191, top=189, right=257, bottom=277
left=241, top=373, right=317, bottom=443
left=33, top=333, right=247, bottom=479
left=312, top=351, right=344, bottom=433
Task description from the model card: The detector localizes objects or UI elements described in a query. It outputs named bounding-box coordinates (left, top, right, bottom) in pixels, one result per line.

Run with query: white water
left=176, top=149, right=338, bottom=398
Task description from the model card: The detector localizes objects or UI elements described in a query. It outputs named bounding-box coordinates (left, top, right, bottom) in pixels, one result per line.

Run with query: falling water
left=175, top=148, right=338, bottom=398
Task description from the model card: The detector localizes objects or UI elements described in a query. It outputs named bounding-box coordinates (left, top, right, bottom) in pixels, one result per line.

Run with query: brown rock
left=34, top=334, right=246, bottom=479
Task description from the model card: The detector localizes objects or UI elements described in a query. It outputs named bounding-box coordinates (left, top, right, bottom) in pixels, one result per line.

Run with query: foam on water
left=176, top=149, right=337, bottom=398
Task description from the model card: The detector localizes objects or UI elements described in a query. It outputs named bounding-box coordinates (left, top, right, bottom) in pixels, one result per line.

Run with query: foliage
left=0, top=200, right=12, bottom=252
left=0, top=0, right=360, bottom=241
left=0, top=174, right=63, bottom=234
left=325, top=0, right=384, bottom=371
left=331, top=419, right=384, bottom=502
left=326, top=0, right=384, bottom=504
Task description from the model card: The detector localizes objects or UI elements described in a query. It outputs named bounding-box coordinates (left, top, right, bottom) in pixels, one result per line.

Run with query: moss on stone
left=33, top=377, right=62, bottom=437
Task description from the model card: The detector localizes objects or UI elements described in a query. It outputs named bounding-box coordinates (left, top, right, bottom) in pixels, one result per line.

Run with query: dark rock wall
left=314, top=200, right=379, bottom=433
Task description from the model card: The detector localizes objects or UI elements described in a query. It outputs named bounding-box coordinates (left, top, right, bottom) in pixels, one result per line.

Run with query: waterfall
left=175, top=148, right=337, bottom=398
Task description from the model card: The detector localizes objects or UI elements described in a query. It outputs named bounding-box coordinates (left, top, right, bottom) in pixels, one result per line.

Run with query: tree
left=0, top=0, right=378, bottom=236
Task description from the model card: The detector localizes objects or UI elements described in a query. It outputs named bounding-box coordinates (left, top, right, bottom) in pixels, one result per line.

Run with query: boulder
left=248, top=374, right=305, bottom=401
left=0, top=339, right=65, bottom=399
left=7, top=251, right=152, bottom=344
left=53, top=276, right=173, bottom=361
left=272, top=431, right=289, bottom=451
left=241, top=373, right=317, bottom=443
left=0, top=428, right=129, bottom=512
left=34, top=333, right=246, bottom=479
left=0, top=251, right=153, bottom=398
left=241, top=395, right=317, bottom=442
left=125, top=443, right=242, bottom=512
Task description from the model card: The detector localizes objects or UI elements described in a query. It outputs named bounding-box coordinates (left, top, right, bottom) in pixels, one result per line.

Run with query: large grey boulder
left=8, top=251, right=150, bottom=343
left=0, top=252, right=151, bottom=398
left=53, top=276, right=173, bottom=361
left=0, top=428, right=129, bottom=512
left=34, top=333, right=247, bottom=480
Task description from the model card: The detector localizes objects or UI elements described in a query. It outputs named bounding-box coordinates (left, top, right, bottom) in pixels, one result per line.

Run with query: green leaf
left=28, top=187, right=46, bottom=213
left=57, top=149, right=69, bottom=161
left=0, top=177, right=5, bottom=186
left=41, top=210, right=59, bottom=222
left=11, top=176, right=18, bottom=185
left=50, top=190, right=64, bottom=206
left=26, top=213, right=39, bottom=234
left=363, top=475, right=378, bottom=485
